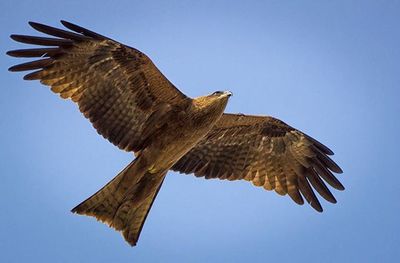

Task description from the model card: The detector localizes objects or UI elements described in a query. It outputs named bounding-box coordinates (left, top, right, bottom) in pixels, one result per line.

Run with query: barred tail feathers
left=72, top=160, right=166, bottom=246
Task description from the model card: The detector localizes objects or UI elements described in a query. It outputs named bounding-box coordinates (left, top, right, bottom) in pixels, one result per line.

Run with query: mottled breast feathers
left=172, top=113, right=344, bottom=212
left=8, top=21, right=191, bottom=153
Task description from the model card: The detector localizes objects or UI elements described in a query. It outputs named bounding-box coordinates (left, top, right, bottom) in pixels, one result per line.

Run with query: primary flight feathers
left=8, top=21, right=343, bottom=246
left=9, top=21, right=190, bottom=153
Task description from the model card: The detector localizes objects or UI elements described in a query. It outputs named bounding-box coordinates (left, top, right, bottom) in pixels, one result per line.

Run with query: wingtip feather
left=6, top=50, right=16, bottom=57
left=28, top=21, right=38, bottom=27
left=60, top=20, right=109, bottom=40
left=315, top=206, right=323, bottom=213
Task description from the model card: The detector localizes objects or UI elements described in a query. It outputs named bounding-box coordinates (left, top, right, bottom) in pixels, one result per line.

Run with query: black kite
left=8, top=21, right=344, bottom=246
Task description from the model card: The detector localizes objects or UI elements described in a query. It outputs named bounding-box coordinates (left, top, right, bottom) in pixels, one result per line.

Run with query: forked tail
left=72, top=159, right=166, bottom=246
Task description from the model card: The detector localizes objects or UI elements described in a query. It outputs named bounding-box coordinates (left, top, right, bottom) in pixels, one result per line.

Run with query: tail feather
left=121, top=178, right=164, bottom=246
left=72, top=160, right=166, bottom=246
left=71, top=160, right=136, bottom=222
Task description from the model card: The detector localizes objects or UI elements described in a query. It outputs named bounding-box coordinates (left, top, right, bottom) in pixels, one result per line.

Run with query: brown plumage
left=8, top=21, right=344, bottom=246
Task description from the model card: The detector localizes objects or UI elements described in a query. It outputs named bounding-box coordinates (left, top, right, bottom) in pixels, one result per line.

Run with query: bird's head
left=204, top=90, right=233, bottom=105
left=192, top=90, right=233, bottom=120
left=210, top=90, right=233, bottom=99
left=194, top=90, right=232, bottom=107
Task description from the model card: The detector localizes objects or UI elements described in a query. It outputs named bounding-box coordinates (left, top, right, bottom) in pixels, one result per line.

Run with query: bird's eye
left=212, top=91, right=224, bottom=96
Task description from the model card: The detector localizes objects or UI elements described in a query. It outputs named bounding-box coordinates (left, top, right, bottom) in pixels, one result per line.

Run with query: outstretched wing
left=172, top=113, right=344, bottom=212
left=8, top=21, right=191, bottom=152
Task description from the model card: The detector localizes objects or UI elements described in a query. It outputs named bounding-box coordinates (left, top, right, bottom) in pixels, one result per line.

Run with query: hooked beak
left=223, top=91, right=233, bottom=97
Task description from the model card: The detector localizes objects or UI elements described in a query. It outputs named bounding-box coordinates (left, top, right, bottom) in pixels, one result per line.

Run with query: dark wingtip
left=304, top=134, right=335, bottom=156
left=6, top=50, right=14, bottom=57
left=323, top=196, right=337, bottom=204
left=60, top=20, right=73, bottom=30
left=321, top=188, right=337, bottom=204
left=10, top=34, right=21, bottom=41
left=335, top=166, right=344, bottom=174
left=60, top=20, right=109, bottom=40
left=28, top=21, right=45, bottom=31
left=23, top=70, right=42, bottom=80
left=60, top=20, right=78, bottom=30
left=314, top=205, right=323, bottom=213
left=328, top=162, right=343, bottom=174
left=336, top=183, right=345, bottom=191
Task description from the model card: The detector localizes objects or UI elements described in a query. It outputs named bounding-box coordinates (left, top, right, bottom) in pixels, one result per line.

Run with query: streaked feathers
left=8, top=20, right=190, bottom=153
left=173, top=113, right=344, bottom=212
left=8, top=20, right=344, bottom=246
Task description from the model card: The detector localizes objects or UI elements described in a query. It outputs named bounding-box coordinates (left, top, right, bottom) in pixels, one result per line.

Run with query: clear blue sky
left=1, top=1, right=399, bottom=262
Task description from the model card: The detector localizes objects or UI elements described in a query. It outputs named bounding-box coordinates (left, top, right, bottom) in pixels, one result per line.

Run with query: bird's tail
left=72, top=159, right=166, bottom=246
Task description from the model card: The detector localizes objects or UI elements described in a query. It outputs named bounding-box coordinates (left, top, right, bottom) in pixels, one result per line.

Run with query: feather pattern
left=9, top=20, right=345, bottom=247
left=8, top=21, right=191, bottom=153
left=172, top=113, right=344, bottom=212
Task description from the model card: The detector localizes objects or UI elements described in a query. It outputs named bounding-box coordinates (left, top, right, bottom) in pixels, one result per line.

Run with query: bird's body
left=145, top=93, right=231, bottom=171
left=8, top=21, right=344, bottom=246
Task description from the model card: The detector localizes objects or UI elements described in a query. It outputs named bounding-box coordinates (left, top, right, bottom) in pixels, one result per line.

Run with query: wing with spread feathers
left=172, top=113, right=344, bottom=212
left=8, top=21, right=191, bottom=153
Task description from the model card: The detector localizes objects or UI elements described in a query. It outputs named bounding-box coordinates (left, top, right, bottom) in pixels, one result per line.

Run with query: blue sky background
left=1, top=1, right=399, bottom=262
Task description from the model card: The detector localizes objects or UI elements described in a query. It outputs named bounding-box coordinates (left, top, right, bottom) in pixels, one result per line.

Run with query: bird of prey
left=8, top=21, right=344, bottom=246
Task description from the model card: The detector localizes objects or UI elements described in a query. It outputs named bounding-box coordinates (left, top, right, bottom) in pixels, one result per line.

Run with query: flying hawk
left=8, top=21, right=344, bottom=246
